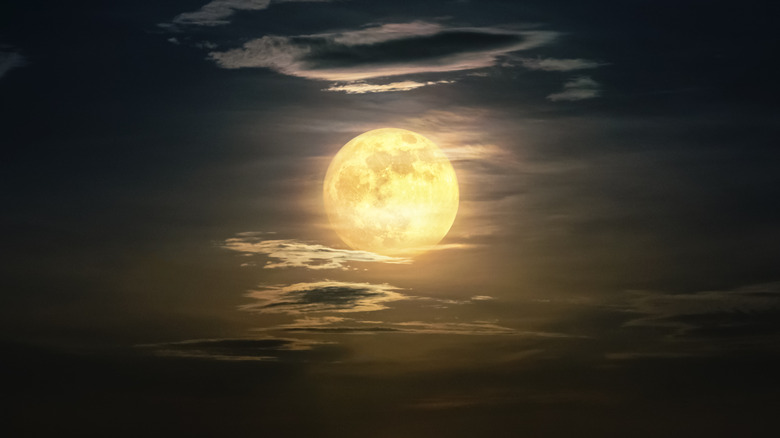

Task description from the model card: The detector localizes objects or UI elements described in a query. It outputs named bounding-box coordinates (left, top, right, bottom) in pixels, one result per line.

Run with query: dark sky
left=2, top=1, right=780, bottom=436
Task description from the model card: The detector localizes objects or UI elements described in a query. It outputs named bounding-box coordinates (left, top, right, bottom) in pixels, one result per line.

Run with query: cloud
left=223, top=234, right=411, bottom=270
left=138, top=337, right=331, bottom=361
left=384, top=321, right=519, bottom=335
left=547, top=76, right=601, bottom=101
left=265, top=317, right=405, bottom=334
left=0, top=48, right=26, bottom=80
left=622, top=282, right=780, bottom=334
left=168, top=0, right=271, bottom=27
left=239, top=279, right=496, bottom=316
left=263, top=317, right=578, bottom=337
left=208, top=23, right=558, bottom=81
left=518, top=57, right=603, bottom=71
left=240, top=281, right=409, bottom=314
left=324, top=79, right=453, bottom=94
left=162, top=10, right=600, bottom=98
left=440, top=143, right=518, bottom=166
left=321, top=21, right=444, bottom=45
left=606, top=282, right=780, bottom=359
left=165, top=0, right=333, bottom=27
left=470, top=295, right=495, bottom=301
left=399, top=109, right=521, bottom=170
left=421, top=295, right=498, bottom=307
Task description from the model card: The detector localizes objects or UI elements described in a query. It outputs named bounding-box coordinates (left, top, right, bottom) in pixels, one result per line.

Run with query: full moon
left=323, top=128, right=459, bottom=256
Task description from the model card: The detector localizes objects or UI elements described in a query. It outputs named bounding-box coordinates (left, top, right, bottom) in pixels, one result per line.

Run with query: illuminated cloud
left=138, top=337, right=331, bottom=361
left=0, top=48, right=26, bottom=80
left=208, top=23, right=558, bottom=81
left=547, top=76, right=601, bottom=101
left=164, top=0, right=333, bottom=27
left=223, top=234, right=411, bottom=270
left=240, top=281, right=409, bottom=314
left=400, top=108, right=496, bottom=151
left=162, top=7, right=601, bottom=96
left=518, top=57, right=603, bottom=71
left=423, top=295, right=498, bottom=307
left=440, top=143, right=518, bottom=166
left=321, top=21, right=444, bottom=45
left=470, top=295, right=496, bottom=301
left=400, top=109, right=520, bottom=168
left=239, top=281, right=493, bottom=316
left=324, top=80, right=454, bottom=94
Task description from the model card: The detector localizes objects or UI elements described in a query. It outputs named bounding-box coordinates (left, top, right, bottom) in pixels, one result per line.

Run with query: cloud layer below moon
left=240, top=281, right=409, bottom=314
left=223, top=233, right=412, bottom=270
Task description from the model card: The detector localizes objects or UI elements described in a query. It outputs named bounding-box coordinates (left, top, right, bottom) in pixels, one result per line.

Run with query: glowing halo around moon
left=323, top=128, right=459, bottom=256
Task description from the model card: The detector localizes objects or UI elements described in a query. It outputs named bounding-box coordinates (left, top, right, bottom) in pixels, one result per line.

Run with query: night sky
left=2, top=1, right=780, bottom=436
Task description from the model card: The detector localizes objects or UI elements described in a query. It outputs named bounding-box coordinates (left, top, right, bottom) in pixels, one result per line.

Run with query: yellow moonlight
left=323, top=128, right=459, bottom=256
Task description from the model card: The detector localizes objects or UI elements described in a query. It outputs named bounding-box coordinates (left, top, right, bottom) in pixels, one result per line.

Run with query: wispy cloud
left=387, top=321, right=520, bottom=336
left=208, top=23, right=558, bottom=81
left=440, top=143, right=518, bottom=166
left=397, top=107, right=529, bottom=239
left=262, top=316, right=578, bottom=337
left=0, top=47, right=26, bottom=80
left=240, top=281, right=409, bottom=314
left=606, top=282, right=780, bottom=359
left=324, top=80, right=453, bottom=94
left=470, top=295, right=496, bottom=301
left=138, top=337, right=331, bottom=361
left=547, top=76, right=601, bottom=101
left=622, top=282, right=780, bottom=334
left=518, top=57, right=603, bottom=71
left=223, top=234, right=411, bottom=270
left=163, top=0, right=333, bottom=27
left=239, top=280, right=495, bottom=316
left=400, top=109, right=519, bottom=168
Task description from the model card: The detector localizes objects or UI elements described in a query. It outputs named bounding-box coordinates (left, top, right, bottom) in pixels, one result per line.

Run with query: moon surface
left=323, top=128, right=459, bottom=256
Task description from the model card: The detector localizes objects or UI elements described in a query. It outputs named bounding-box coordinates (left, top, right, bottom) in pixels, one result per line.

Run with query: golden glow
left=323, top=128, right=459, bottom=256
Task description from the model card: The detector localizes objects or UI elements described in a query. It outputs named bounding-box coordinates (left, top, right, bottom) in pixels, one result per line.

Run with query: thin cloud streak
left=260, top=317, right=580, bottom=337
left=518, top=57, right=603, bottom=71
left=324, top=80, right=454, bottom=94
left=138, top=337, right=331, bottom=361
left=440, top=143, right=518, bottom=166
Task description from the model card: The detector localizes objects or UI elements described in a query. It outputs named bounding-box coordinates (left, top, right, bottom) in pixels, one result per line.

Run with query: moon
left=323, top=128, right=459, bottom=256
